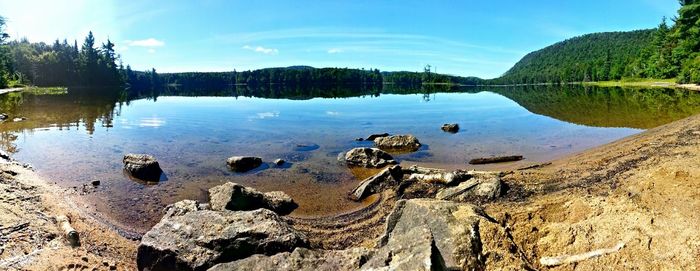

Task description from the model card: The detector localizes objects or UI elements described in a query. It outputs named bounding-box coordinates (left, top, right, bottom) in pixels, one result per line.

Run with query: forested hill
left=493, top=30, right=655, bottom=84
left=493, top=1, right=700, bottom=85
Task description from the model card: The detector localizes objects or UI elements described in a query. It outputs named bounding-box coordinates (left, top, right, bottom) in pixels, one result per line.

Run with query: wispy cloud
left=127, top=38, right=165, bottom=47
left=327, top=48, right=343, bottom=54
left=214, top=27, right=524, bottom=55
left=242, top=45, right=279, bottom=55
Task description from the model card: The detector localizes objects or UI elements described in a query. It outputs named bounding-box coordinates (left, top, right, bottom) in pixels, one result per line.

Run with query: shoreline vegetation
left=0, top=99, right=698, bottom=269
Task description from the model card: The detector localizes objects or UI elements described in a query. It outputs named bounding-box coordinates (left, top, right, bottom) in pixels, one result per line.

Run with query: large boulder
left=349, top=165, right=403, bottom=201
left=343, top=147, right=397, bottom=168
left=137, top=209, right=309, bottom=271
left=208, top=182, right=298, bottom=215
left=226, top=156, right=263, bottom=172
left=208, top=247, right=372, bottom=271
left=123, top=154, right=163, bottom=181
left=375, top=199, right=488, bottom=270
left=373, top=135, right=421, bottom=152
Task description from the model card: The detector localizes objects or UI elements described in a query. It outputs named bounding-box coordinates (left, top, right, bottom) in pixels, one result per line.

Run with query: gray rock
left=123, top=154, right=163, bottom=182
left=362, top=225, right=435, bottom=271
left=137, top=209, right=309, bottom=271
left=273, top=159, right=285, bottom=166
left=344, top=147, right=397, bottom=168
left=373, top=135, right=421, bottom=152
left=349, top=165, right=403, bottom=201
left=226, top=156, right=263, bottom=172
left=441, top=123, right=459, bottom=133
left=208, top=182, right=298, bottom=215
left=375, top=199, right=488, bottom=270
left=436, top=176, right=502, bottom=201
left=365, top=133, right=389, bottom=141
left=208, top=247, right=372, bottom=271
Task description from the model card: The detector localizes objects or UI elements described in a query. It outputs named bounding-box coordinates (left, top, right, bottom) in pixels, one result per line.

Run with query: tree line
left=495, top=0, right=700, bottom=84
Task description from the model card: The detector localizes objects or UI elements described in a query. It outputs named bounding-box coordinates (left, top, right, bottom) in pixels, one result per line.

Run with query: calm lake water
left=2, top=85, right=700, bottom=232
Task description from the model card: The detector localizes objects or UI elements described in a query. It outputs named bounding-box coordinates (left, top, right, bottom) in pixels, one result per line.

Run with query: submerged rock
left=365, top=133, right=389, bottom=141
left=208, top=182, right=298, bottom=215
left=208, top=247, right=372, bottom=271
left=226, top=156, right=263, bottom=172
left=441, top=123, right=460, bottom=133
left=373, top=135, right=421, bottom=152
left=274, top=158, right=285, bottom=166
left=349, top=165, right=403, bottom=201
left=123, top=154, right=163, bottom=182
left=137, top=209, right=309, bottom=271
left=343, top=147, right=397, bottom=168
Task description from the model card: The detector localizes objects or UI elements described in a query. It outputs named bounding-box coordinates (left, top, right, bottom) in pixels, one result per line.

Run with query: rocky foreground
left=1, top=114, right=699, bottom=270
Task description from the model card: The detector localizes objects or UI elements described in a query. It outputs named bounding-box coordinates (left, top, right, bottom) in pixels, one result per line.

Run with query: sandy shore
left=0, top=159, right=137, bottom=270
left=1, top=111, right=699, bottom=269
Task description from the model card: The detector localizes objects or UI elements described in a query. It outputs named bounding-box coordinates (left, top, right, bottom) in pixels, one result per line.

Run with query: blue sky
left=0, top=0, right=680, bottom=78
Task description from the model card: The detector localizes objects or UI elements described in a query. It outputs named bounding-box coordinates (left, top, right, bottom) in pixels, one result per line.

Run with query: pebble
left=91, top=180, right=100, bottom=186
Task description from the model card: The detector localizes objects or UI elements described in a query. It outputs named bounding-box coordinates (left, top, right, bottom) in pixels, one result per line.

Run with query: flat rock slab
left=377, top=199, right=488, bottom=270
left=436, top=176, right=503, bottom=201
left=137, top=209, right=309, bottom=271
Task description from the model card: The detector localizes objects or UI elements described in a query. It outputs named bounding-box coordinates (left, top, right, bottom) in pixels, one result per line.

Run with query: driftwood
left=539, top=242, right=625, bottom=266
left=469, top=155, right=523, bottom=165
left=56, top=215, right=79, bottom=246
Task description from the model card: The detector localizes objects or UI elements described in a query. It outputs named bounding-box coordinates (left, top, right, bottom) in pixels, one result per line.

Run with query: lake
left=1, top=85, right=699, bottom=233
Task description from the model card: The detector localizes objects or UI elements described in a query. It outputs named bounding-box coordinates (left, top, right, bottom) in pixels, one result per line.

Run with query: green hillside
left=494, top=0, right=700, bottom=85
left=495, top=30, right=655, bottom=84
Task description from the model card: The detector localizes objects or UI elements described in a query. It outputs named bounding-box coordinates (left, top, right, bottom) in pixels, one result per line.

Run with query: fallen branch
left=469, top=155, right=523, bottom=165
left=540, top=242, right=625, bottom=266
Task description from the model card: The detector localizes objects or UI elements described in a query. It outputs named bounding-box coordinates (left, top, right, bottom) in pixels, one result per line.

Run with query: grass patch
left=584, top=78, right=677, bottom=88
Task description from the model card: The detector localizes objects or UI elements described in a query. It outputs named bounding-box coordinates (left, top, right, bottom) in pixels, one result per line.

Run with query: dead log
left=469, top=155, right=523, bottom=165
left=56, top=215, right=79, bottom=246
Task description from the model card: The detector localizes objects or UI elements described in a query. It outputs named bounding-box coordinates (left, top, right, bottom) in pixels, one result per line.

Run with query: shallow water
left=1, top=85, right=699, bottom=232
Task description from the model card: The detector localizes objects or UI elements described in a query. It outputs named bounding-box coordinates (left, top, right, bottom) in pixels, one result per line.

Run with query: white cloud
left=127, top=38, right=165, bottom=47
left=242, top=45, right=279, bottom=55
left=327, top=48, right=343, bottom=54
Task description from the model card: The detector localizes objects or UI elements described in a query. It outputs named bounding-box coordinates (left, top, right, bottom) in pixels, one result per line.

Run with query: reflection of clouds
left=326, top=111, right=340, bottom=116
left=139, top=117, right=166, bottom=127
left=255, top=111, right=280, bottom=119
